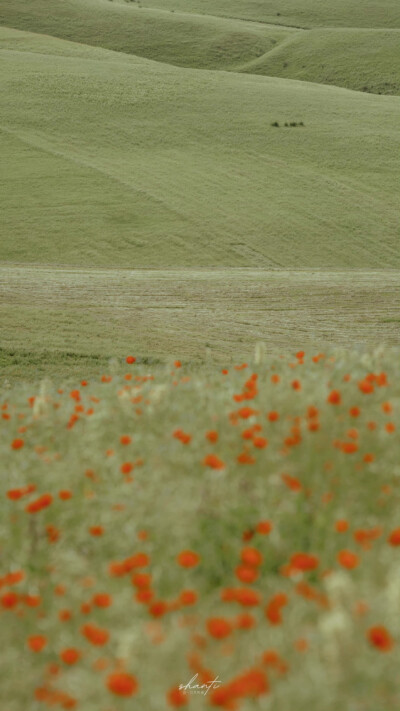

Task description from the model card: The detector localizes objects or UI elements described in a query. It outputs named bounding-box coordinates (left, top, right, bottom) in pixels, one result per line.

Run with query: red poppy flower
left=107, top=672, right=138, bottom=696
left=179, top=590, right=198, bottom=606
left=60, top=648, right=81, bottom=665
left=327, top=389, right=341, bottom=405
left=206, top=617, right=233, bottom=639
left=167, top=687, right=188, bottom=706
left=81, top=623, right=109, bottom=646
left=92, top=593, right=112, bottom=608
left=235, top=565, right=259, bottom=584
left=335, top=520, right=349, bottom=533
left=177, top=551, right=200, bottom=568
left=203, top=454, right=225, bottom=470
left=388, top=528, right=400, bottom=546
left=28, top=635, right=47, bottom=652
left=89, top=526, right=104, bottom=537
left=235, top=612, right=256, bottom=630
left=256, top=521, right=273, bottom=535
left=337, top=550, right=359, bottom=569
left=241, top=547, right=263, bottom=567
left=290, top=552, right=319, bottom=572
left=367, top=626, right=394, bottom=652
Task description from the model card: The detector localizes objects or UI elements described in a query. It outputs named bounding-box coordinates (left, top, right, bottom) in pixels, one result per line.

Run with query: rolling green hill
left=140, top=0, right=400, bottom=29
left=242, top=29, right=400, bottom=95
left=1, top=27, right=400, bottom=269
left=0, top=0, right=293, bottom=71
left=1, top=0, right=400, bottom=95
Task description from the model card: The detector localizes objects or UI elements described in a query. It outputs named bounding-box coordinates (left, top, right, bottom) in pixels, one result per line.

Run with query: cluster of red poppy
left=1, top=350, right=399, bottom=709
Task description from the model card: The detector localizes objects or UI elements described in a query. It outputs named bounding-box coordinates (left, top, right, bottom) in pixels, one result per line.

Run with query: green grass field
left=1, top=266, right=400, bottom=382
left=139, top=0, right=400, bottom=28
left=243, top=29, right=400, bottom=95
left=1, top=27, right=400, bottom=275
left=0, top=0, right=294, bottom=71
left=2, top=0, right=400, bottom=94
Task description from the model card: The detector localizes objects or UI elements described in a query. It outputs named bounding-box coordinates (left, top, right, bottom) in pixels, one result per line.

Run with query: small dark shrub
left=282, top=121, right=305, bottom=128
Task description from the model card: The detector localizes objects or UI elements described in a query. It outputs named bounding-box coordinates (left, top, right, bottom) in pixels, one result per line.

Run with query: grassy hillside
left=141, top=0, right=400, bottom=28
left=242, top=29, right=400, bottom=95
left=2, top=1, right=400, bottom=95
left=0, top=0, right=293, bottom=70
left=1, top=28, right=400, bottom=270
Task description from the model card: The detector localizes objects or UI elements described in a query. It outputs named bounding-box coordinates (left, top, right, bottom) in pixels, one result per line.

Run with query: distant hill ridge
left=1, top=0, right=400, bottom=94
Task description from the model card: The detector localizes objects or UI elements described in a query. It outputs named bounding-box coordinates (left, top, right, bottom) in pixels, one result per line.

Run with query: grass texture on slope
left=141, top=0, right=400, bottom=29
left=242, top=29, right=400, bottom=95
left=1, top=1, right=400, bottom=95
left=1, top=28, right=400, bottom=270
left=0, top=0, right=293, bottom=70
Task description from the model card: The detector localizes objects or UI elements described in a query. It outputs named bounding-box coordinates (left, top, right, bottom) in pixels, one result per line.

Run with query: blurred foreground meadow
left=1, top=347, right=400, bottom=710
